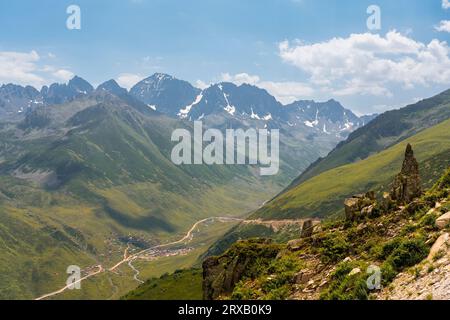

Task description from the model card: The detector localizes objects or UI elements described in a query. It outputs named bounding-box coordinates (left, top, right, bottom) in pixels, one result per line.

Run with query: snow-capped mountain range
left=129, top=73, right=377, bottom=137
left=0, top=73, right=377, bottom=137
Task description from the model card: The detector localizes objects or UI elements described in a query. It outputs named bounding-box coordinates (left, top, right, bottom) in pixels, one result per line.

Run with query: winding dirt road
left=35, top=216, right=242, bottom=300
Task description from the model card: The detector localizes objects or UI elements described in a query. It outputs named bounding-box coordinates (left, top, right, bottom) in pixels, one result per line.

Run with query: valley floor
left=36, top=217, right=243, bottom=300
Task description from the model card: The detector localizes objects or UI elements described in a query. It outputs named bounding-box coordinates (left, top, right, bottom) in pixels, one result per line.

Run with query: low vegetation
left=201, top=164, right=449, bottom=300
left=122, top=269, right=203, bottom=300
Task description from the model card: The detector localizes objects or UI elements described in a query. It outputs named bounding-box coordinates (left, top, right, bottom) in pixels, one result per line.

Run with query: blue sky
left=1, top=0, right=450, bottom=114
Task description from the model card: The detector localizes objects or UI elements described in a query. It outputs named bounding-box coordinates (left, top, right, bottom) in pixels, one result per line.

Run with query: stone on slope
left=436, top=212, right=450, bottom=230
left=344, top=192, right=376, bottom=221
left=301, top=219, right=314, bottom=238
left=428, top=233, right=449, bottom=260
left=294, top=270, right=314, bottom=285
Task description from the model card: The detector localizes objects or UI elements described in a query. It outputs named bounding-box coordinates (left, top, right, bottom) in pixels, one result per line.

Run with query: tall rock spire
left=390, top=144, right=422, bottom=203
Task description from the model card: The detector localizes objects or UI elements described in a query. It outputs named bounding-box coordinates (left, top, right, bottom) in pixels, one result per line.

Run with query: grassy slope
left=120, top=169, right=450, bottom=301
left=253, top=118, right=450, bottom=220
left=0, top=185, right=97, bottom=299
left=0, top=91, right=343, bottom=299
left=288, top=89, right=450, bottom=189
left=206, top=169, right=450, bottom=301
left=0, top=173, right=272, bottom=299
left=122, top=269, right=203, bottom=300
left=52, top=214, right=239, bottom=300
left=0, top=96, right=280, bottom=299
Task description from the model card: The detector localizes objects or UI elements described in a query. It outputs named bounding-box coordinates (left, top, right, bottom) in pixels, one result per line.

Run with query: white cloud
left=53, top=69, right=75, bottom=82
left=195, top=80, right=210, bottom=90
left=279, top=31, right=450, bottom=96
left=0, top=50, right=75, bottom=88
left=257, top=81, right=314, bottom=104
left=436, top=20, right=450, bottom=32
left=219, top=72, right=314, bottom=104
left=443, top=0, right=450, bottom=9
left=116, top=73, right=145, bottom=89
left=0, top=51, right=45, bottom=87
left=221, top=72, right=260, bottom=85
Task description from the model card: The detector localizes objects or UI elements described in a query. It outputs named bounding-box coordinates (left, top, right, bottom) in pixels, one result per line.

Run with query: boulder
left=348, top=268, right=361, bottom=276
left=344, top=197, right=361, bottom=221
left=344, top=192, right=376, bottom=221
left=287, top=238, right=304, bottom=251
left=427, top=233, right=449, bottom=260
left=361, top=205, right=375, bottom=217
left=436, top=212, right=450, bottom=230
left=301, top=219, right=314, bottom=238
left=343, top=257, right=352, bottom=263
left=293, top=270, right=314, bottom=285
left=389, top=144, right=422, bottom=204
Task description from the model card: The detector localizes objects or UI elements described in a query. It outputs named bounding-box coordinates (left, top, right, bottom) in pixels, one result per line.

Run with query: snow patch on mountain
left=219, top=86, right=236, bottom=116
left=250, top=107, right=261, bottom=120
left=178, top=93, right=203, bottom=119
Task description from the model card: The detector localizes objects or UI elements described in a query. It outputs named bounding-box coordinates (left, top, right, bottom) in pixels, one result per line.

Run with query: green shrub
left=318, top=233, right=350, bottom=263
left=386, top=238, right=429, bottom=271
left=231, top=283, right=259, bottom=300
left=419, top=213, right=437, bottom=228
left=435, top=168, right=450, bottom=190
left=380, top=262, right=397, bottom=285
left=378, top=238, right=401, bottom=260
left=262, top=284, right=290, bottom=300
left=231, top=247, right=300, bottom=300
left=320, top=261, right=369, bottom=300
left=405, top=201, right=428, bottom=216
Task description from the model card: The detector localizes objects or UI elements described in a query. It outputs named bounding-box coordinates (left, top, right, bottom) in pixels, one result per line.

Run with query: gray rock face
left=130, top=73, right=201, bottom=117
left=390, top=144, right=422, bottom=204
left=301, top=219, right=314, bottom=238
left=202, top=239, right=280, bottom=300
left=344, top=192, right=376, bottom=221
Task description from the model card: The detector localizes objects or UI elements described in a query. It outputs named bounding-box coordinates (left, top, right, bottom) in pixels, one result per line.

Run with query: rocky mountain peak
left=97, top=79, right=128, bottom=96
left=68, top=76, right=94, bottom=94
left=129, top=73, right=200, bottom=116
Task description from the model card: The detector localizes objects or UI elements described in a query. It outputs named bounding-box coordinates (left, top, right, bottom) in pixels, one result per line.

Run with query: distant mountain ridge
left=0, top=76, right=94, bottom=119
left=0, top=73, right=377, bottom=139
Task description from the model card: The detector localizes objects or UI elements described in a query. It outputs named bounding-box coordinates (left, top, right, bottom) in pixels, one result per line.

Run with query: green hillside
left=122, top=269, right=203, bottom=300
left=287, top=89, right=450, bottom=190
left=253, top=118, right=450, bottom=220
left=201, top=167, right=450, bottom=301
left=0, top=93, right=279, bottom=299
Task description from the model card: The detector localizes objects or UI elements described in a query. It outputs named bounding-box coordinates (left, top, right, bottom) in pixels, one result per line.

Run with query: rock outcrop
left=301, top=219, right=314, bottom=238
left=390, top=144, right=422, bottom=204
left=344, top=192, right=376, bottom=221
left=202, top=239, right=281, bottom=300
